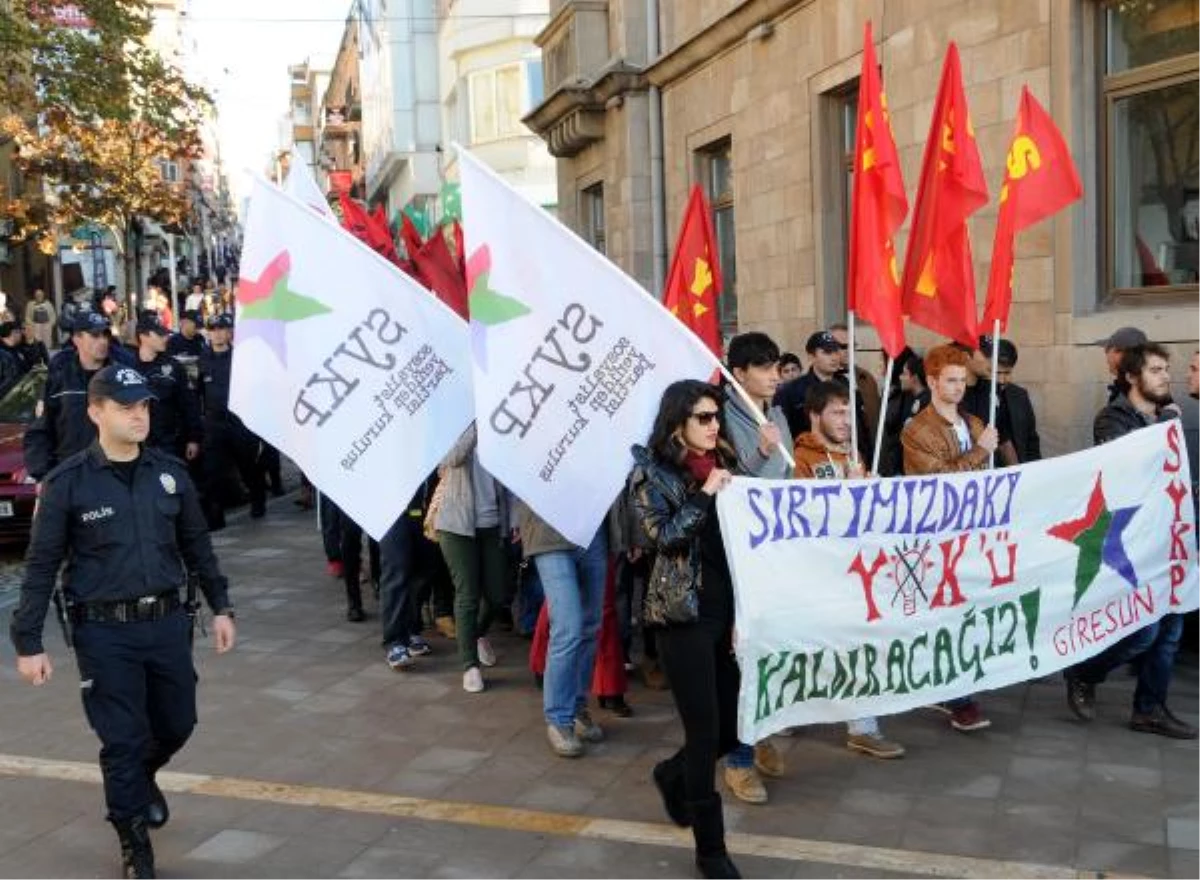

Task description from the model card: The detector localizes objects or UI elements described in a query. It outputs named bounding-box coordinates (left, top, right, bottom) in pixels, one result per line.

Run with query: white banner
left=458, top=148, right=718, bottom=547
left=716, top=421, right=1198, bottom=741
left=231, top=178, right=473, bottom=539
left=283, top=160, right=334, bottom=220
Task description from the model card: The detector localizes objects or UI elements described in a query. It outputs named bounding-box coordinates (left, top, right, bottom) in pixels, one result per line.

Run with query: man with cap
left=986, top=337, right=1041, bottom=463
left=1098, top=326, right=1148, bottom=402
left=199, top=313, right=265, bottom=528
left=18, top=320, right=50, bottom=372
left=0, top=317, right=29, bottom=397
left=167, top=310, right=208, bottom=361
left=24, top=311, right=132, bottom=481
left=774, top=330, right=870, bottom=460
left=133, top=311, right=202, bottom=461
left=10, top=364, right=236, bottom=879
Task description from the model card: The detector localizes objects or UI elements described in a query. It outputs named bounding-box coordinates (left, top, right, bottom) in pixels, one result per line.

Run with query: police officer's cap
left=207, top=313, right=234, bottom=330
left=135, top=311, right=170, bottom=336
left=89, top=365, right=158, bottom=405
left=180, top=309, right=202, bottom=325
left=72, top=311, right=110, bottom=335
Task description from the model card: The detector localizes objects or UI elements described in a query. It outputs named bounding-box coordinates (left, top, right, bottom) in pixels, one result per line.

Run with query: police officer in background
left=0, top=317, right=28, bottom=396
left=167, top=309, right=208, bottom=361
left=132, top=311, right=202, bottom=460
left=24, top=311, right=132, bottom=481
left=199, top=313, right=265, bottom=528
left=10, top=365, right=236, bottom=879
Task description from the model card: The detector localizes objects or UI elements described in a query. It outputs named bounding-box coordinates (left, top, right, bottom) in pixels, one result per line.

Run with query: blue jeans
left=535, top=528, right=608, bottom=727
left=1073, top=613, right=1184, bottom=714
left=377, top=515, right=417, bottom=649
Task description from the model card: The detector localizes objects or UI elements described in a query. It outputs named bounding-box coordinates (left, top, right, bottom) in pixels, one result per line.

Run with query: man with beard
left=1065, top=343, right=1196, bottom=739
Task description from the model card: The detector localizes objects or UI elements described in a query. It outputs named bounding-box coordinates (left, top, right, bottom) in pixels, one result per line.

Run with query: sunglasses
left=690, top=410, right=721, bottom=425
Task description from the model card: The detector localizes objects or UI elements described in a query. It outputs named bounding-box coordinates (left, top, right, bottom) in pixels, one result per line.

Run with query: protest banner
left=457, top=147, right=718, bottom=548
left=231, top=177, right=474, bottom=540
left=716, top=421, right=1198, bottom=741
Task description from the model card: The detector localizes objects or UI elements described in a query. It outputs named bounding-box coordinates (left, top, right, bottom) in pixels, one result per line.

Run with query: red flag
left=899, top=43, right=988, bottom=347
left=663, top=185, right=723, bottom=358
left=338, top=193, right=400, bottom=264
left=848, top=21, right=909, bottom=358
left=982, top=87, right=1082, bottom=331
left=412, top=226, right=469, bottom=320
left=399, top=211, right=424, bottom=262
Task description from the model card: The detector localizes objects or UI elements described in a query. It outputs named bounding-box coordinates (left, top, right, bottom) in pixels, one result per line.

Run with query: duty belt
left=69, top=590, right=182, bottom=625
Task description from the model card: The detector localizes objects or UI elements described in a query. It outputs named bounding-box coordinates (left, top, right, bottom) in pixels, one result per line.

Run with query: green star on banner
left=440, top=181, right=462, bottom=223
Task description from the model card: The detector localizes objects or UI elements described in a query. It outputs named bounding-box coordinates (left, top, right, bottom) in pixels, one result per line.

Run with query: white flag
left=231, top=177, right=473, bottom=539
left=283, top=159, right=334, bottom=220
left=458, top=147, right=719, bottom=547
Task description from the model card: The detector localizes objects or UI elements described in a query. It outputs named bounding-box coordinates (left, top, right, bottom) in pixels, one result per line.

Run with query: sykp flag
left=458, top=147, right=718, bottom=547
left=283, top=159, right=334, bottom=220
left=231, top=177, right=474, bottom=539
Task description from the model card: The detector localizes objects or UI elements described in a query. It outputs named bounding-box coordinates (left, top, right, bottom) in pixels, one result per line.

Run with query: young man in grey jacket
left=719, top=332, right=792, bottom=805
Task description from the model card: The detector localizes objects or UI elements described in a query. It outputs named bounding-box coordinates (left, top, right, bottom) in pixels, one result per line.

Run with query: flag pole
left=716, top=363, right=796, bottom=469
left=847, top=310, right=860, bottom=465
left=871, top=355, right=894, bottom=474
left=987, top=317, right=1001, bottom=469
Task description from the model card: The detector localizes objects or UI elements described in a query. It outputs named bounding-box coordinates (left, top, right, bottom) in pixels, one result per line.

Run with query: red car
left=0, top=366, right=47, bottom=543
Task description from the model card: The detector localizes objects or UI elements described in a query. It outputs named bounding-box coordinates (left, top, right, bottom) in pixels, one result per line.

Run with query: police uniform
left=9, top=365, right=234, bottom=879
left=0, top=320, right=28, bottom=396
left=23, top=312, right=133, bottom=480
left=131, top=314, right=203, bottom=458
left=165, top=311, right=209, bottom=362
left=198, top=314, right=265, bottom=528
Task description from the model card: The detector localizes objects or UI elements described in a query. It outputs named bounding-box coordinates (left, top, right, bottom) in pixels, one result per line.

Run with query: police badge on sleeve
left=160, top=473, right=177, bottom=494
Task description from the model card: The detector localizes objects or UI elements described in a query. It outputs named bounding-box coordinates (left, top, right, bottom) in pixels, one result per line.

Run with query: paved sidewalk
left=0, top=492, right=1195, bottom=878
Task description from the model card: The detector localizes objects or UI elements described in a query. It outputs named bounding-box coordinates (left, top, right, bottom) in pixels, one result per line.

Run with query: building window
left=815, top=84, right=860, bottom=325
left=468, top=64, right=527, bottom=143
left=698, top=138, right=737, bottom=332
left=581, top=183, right=606, bottom=254
left=1102, top=0, right=1198, bottom=303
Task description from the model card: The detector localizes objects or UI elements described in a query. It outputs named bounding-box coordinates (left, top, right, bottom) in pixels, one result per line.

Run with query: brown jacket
left=901, top=405, right=990, bottom=475
left=793, top=432, right=854, bottom=480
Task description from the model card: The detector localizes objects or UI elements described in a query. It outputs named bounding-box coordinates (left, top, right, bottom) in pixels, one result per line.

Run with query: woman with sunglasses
left=629, top=380, right=741, bottom=879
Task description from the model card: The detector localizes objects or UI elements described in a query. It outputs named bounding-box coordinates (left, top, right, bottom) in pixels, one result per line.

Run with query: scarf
left=684, top=449, right=718, bottom=484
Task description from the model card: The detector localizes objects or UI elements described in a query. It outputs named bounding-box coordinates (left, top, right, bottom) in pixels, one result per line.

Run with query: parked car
left=0, top=366, right=47, bottom=543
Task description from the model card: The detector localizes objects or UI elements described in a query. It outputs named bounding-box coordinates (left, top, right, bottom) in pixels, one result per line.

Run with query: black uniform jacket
left=23, top=347, right=134, bottom=480
left=132, top=352, right=203, bottom=452
left=9, top=443, right=231, bottom=655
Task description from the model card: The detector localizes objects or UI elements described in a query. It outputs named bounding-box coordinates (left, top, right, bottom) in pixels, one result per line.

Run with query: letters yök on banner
left=457, top=148, right=718, bottom=547
left=231, top=177, right=473, bottom=540
left=716, top=421, right=1198, bottom=742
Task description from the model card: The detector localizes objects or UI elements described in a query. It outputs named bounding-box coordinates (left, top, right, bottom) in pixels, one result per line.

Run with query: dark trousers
left=319, top=493, right=343, bottom=563
left=1073, top=613, right=1185, bottom=714
left=202, top=418, right=264, bottom=527
left=260, top=442, right=283, bottom=493
left=341, top=517, right=380, bottom=612
left=73, top=612, right=196, bottom=821
left=439, top=528, right=508, bottom=669
left=656, top=618, right=740, bottom=801
left=377, top=515, right=420, bottom=649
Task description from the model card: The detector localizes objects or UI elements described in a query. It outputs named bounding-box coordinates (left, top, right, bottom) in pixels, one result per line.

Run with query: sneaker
left=408, top=635, right=432, bottom=657
left=477, top=637, right=497, bottom=667
left=1130, top=706, right=1198, bottom=740
left=949, top=701, right=992, bottom=732
left=847, top=732, right=906, bottom=759
left=722, top=765, right=768, bottom=805
left=326, top=560, right=343, bottom=578
left=1065, top=674, right=1096, bottom=722
left=434, top=615, right=457, bottom=640
left=386, top=644, right=414, bottom=671
left=547, top=723, right=583, bottom=758
left=346, top=606, right=366, bottom=623
left=462, top=666, right=485, bottom=693
left=753, top=740, right=785, bottom=778
left=574, top=708, right=605, bottom=743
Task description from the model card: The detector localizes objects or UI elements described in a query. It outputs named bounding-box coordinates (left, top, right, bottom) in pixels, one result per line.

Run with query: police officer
left=132, top=311, right=203, bottom=460
left=10, top=365, right=236, bottom=879
left=18, top=320, right=51, bottom=371
left=24, top=311, right=132, bottom=481
left=0, top=317, right=28, bottom=396
left=166, top=309, right=208, bottom=361
left=199, top=313, right=265, bottom=528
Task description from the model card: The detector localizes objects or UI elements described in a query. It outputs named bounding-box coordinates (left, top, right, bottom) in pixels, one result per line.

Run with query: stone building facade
left=526, top=0, right=1199, bottom=455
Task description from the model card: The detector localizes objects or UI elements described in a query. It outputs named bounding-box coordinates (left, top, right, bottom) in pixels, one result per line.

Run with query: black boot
left=112, top=815, right=156, bottom=879
left=652, top=755, right=691, bottom=827
left=345, top=580, right=365, bottom=622
left=143, top=776, right=169, bottom=829
left=689, top=795, right=740, bottom=879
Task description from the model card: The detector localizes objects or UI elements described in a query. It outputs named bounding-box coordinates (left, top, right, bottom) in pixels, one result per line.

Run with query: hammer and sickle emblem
left=1006, top=135, right=1042, bottom=179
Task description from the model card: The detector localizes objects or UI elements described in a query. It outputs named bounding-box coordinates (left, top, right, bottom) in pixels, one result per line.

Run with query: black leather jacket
left=629, top=444, right=736, bottom=626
